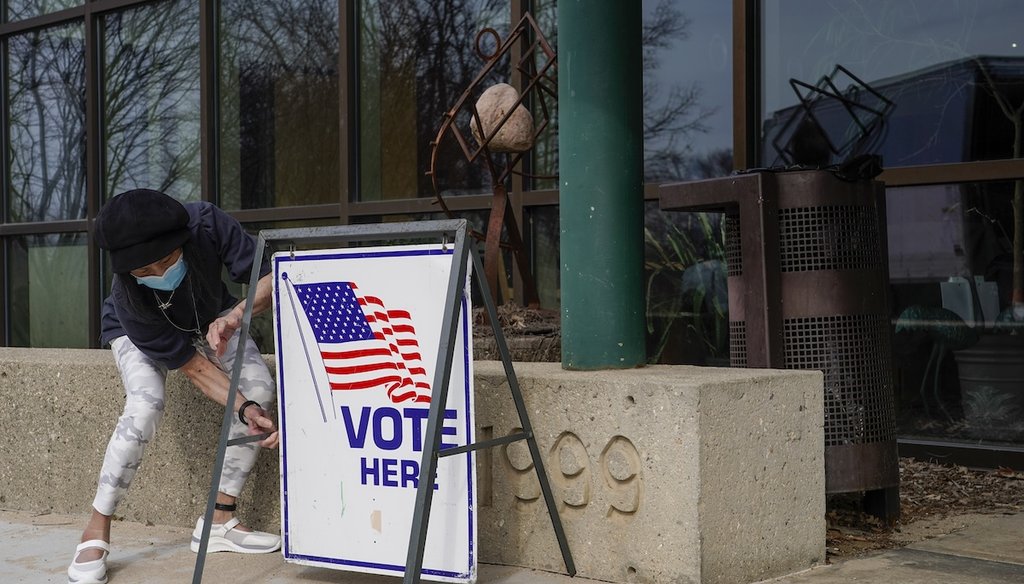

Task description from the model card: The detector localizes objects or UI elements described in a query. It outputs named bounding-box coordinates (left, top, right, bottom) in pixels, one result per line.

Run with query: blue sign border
left=273, top=246, right=475, bottom=579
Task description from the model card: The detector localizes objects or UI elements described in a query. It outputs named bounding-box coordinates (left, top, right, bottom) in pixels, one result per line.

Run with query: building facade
left=2, top=1, right=1022, bottom=461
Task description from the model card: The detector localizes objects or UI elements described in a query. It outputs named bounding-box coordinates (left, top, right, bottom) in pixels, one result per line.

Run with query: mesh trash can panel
left=726, top=170, right=898, bottom=494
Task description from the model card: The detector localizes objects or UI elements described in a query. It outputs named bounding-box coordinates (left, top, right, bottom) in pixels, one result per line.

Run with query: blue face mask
left=135, top=255, right=187, bottom=291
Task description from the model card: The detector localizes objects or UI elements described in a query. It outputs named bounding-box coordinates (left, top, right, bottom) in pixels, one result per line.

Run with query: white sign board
left=272, top=243, right=476, bottom=582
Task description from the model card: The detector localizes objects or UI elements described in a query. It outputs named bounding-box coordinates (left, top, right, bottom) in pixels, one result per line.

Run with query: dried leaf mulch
left=826, top=458, right=1024, bottom=560
left=472, top=304, right=560, bottom=337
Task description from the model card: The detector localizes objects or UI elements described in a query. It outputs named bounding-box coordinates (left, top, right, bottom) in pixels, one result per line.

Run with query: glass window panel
left=888, top=180, right=1024, bottom=445
left=351, top=212, right=498, bottom=308
left=762, top=0, right=1024, bottom=168
left=357, top=1, right=508, bottom=201
left=528, top=0, right=558, bottom=190
left=103, top=0, right=201, bottom=202
left=7, top=233, right=89, bottom=348
left=643, top=0, right=733, bottom=182
left=8, top=0, right=82, bottom=22
left=7, top=23, right=87, bottom=222
left=527, top=205, right=559, bottom=309
left=224, top=218, right=341, bottom=353
left=644, top=202, right=728, bottom=365
left=219, top=0, right=340, bottom=210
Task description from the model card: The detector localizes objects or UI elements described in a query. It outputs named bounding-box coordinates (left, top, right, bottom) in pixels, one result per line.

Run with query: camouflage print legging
left=91, top=331, right=276, bottom=516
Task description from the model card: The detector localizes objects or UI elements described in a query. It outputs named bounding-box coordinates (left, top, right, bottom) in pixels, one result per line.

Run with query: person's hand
left=245, top=405, right=280, bottom=449
left=207, top=310, right=242, bottom=357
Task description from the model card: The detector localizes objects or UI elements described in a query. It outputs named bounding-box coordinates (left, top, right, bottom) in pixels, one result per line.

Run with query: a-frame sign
left=191, top=219, right=575, bottom=584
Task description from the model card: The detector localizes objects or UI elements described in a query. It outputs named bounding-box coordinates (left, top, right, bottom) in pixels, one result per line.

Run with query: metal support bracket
left=659, top=173, right=785, bottom=368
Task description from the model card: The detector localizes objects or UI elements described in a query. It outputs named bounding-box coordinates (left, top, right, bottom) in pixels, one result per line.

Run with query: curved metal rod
left=427, top=12, right=556, bottom=308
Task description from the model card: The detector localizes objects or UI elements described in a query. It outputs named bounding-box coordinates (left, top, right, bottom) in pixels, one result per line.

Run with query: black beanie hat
left=94, top=189, right=192, bottom=274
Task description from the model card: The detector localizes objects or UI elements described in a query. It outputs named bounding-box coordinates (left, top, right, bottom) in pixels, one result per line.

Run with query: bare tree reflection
left=219, top=0, right=340, bottom=208
left=7, top=1, right=81, bottom=22
left=643, top=0, right=718, bottom=182
left=103, top=0, right=201, bottom=201
left=7, top=0, right=202, bottom=226
left=8, top=25, right=86, bottom=223
left=360, top=0, right=505, bottom=198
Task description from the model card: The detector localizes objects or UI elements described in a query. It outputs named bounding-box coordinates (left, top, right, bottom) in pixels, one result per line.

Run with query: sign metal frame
left=191, top=219, right=575, bottom=584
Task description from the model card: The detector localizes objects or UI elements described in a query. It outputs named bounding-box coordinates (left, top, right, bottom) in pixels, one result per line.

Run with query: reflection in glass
left=7, top=23, right=87, bottom=222
left=358, top=1, right=508, bottom=201
left=350, top=211, right=497, bottom=305
left=103, top=0, right=201, bottom=202
left=8, top=234, right=89, bottom=348
left=527, top=206, right=559, bottom=309
left=643, top=0, right=732, bottom=182
left=528, top=0, right=558, bottom=190
left=8, top=0, right=82, bottom=22
left=888, top=181, right=1023, bottom=445
left=643, top=202, right=727, bottom=365
left=762, top=0, right=1024, bottom=167
left=219, top=0, right=340, bottom=210
left=226, top=219, right=340, bottom=353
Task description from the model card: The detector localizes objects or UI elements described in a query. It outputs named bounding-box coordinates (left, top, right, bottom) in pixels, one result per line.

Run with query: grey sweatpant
left=92, top=331, right=276, bottom=516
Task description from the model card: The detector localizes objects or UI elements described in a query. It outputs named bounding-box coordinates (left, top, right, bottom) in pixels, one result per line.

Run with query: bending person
left=68, top=189, right=280, bottom=584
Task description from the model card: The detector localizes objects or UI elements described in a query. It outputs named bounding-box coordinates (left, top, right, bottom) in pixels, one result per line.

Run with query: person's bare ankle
left=74, top=509, right=111, bottom=563
left=75, top=531, right=109, bottom=563
left=212, top=510, right=233, bottom=525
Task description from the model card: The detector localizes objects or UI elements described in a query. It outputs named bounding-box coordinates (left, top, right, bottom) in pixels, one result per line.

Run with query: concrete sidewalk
left=763, top=513, right=1024, bottom=584
left=3, top=509, right=1024, bottom=583
left=1, top=509, right=584, bottom=584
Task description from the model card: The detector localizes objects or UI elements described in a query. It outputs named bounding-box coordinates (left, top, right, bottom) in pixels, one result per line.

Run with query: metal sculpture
left=427, top=12, right=557, bottom=306
left=772, top=64, right=895, bottom=174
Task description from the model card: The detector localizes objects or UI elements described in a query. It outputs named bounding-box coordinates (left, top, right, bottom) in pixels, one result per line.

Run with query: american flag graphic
left=291, top=281, right=431, bottom=403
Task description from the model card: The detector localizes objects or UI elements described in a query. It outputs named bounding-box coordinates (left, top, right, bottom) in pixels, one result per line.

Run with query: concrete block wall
left=0, top=349, right=824, bottom=584
left=474, top=363, right=825, bottom=584
left=0, top=348, right=280, bottom=532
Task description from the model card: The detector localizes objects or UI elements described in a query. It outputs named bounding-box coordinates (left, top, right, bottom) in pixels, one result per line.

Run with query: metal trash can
left=661, top=169, right=899, bottom=504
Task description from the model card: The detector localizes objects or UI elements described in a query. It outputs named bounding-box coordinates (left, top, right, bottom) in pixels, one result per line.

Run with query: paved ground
left=763, top=513, right=1024, bottom=584
left=1, top=509, right=584, bottom=584
left=3, top=509, right=1023, bottom=583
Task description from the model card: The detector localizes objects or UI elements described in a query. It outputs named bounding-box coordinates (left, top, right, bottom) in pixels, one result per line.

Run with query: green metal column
left=558, top=0, right=645, bottom=370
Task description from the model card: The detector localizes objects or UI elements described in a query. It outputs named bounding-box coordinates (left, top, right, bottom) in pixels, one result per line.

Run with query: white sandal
left=190, top=517, right=281, bottom=554
left=67, top=539, right=109, bottom=584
